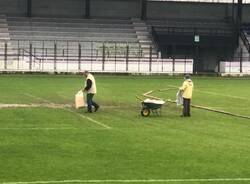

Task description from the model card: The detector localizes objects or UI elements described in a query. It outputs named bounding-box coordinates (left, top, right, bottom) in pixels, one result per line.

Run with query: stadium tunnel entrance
left=152, top=26, right=237, bottom=73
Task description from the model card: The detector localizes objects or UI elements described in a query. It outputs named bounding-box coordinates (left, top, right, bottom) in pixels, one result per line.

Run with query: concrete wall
left=243, top=4, right=250, bottom=23
left=0, top=0, right=249, bottom=22
left=0, top=0, right=26, bottom=16
left=147, top=1, right=231, bottom=20
left=32, top=0, right=85, bottom=18
left=90, top=0, right=140, bottom=18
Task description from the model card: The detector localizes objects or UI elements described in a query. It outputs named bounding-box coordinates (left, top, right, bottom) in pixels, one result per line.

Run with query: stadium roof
left=148, top=0, right=250, bottom=4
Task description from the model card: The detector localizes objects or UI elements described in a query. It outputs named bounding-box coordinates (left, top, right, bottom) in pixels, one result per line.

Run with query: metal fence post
left=91, top=42, right=93, bottom=71
left=66, top=41, right=69, bottom=72
left=17, top=41, right=20, bottom=70
left=78, top=43, right=81, bottom=72
left=217, top=59, right=221, bottom=74
left=149, top=45, right=152, bottom=72
left=29, top=43, right=32, bottom=70
left=240, top=48, right=243, bottom=73
left=42, top=41, right=45, bottom=71
left=184, top=57, right=187, bottom=74
left=138, top=45, right=142, bottom=72
left=114, top=43, right=117, bottom=72
left=34, top=48, right=36, bottom=70
left=172, top=58, right=175, bottom=73
left=126, top=45, right=129, bottom=71
left=172, top=45, right=176, bottom=73
left=102, top=43, right=105, bottom=71
left=4, top=42, right=7, bottom=70
left=54, top=42, right=57, bottom=72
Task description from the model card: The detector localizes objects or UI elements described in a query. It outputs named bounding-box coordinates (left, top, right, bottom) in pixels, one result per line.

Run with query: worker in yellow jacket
left=179, top=74, right=193, bottom=117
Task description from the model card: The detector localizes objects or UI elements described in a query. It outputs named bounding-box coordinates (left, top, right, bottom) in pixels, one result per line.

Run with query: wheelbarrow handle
left=136, top=96, right=144, bottom=101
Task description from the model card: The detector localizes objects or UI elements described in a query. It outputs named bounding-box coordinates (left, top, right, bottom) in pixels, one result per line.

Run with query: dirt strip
left=0, top=103, right=72, bottom=109
left=0, top=103, right=130, bottom=109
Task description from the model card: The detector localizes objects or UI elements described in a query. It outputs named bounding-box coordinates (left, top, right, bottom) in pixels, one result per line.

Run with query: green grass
left=0, top=74, right=250, bottom=184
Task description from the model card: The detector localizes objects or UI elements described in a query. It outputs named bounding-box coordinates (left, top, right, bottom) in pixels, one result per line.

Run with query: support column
left=27, top=0, right=32, bottom=17
left=102, top=44, right=105, bottom=71
left=29, top=43, right=32, bottom=70
left=194, top=44, right=199, bottom=74
left=4, top=43, right=7, bottom=70
left=237, top=0, right=242, bottom=25
left=85, top=0, right=90, bottom=19
left=141, top=0, right=147, bottom=20
left=236, top=0, right=242, bottom=46
left=54, top=42, right=57, bottom=72
left=78, top=43, right=82, bottom=72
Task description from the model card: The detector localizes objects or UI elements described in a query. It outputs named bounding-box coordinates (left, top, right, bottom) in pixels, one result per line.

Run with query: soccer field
left=0, top=74, right=250, bottom=184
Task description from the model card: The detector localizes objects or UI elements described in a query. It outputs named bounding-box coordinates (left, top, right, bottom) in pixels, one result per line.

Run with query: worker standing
left=83, top=71, right=99, bottom=113
left=179, top=74, right=193, bottom=117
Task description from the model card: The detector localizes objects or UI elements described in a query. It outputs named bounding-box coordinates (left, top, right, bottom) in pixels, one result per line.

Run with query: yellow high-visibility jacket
left=180, top=79, right=193, bottom=99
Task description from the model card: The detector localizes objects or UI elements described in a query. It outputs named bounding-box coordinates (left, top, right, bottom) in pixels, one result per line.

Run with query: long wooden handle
left=142, top=90, right=162, bottom=100
left=166, top=99, right=250, bottom=120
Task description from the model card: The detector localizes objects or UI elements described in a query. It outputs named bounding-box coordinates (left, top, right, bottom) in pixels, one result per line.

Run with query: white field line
left=0, top=127, right=76, bottom=130
left=2, top=178, right=250, bottom=184
left=167, top=85, right=249, bottom=101
left=65, top=109, right=112, bottom=130
left=6, top=93, right=111, bottom=129
left=1, top=93, right=111, bottom=130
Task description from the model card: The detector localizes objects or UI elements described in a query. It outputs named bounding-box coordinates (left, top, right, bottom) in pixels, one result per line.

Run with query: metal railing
left=0, top=39, right=194, bottom=74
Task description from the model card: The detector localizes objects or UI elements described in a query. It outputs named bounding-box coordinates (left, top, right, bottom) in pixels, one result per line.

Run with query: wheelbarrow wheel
left=141, top=107, right=150, bottom=117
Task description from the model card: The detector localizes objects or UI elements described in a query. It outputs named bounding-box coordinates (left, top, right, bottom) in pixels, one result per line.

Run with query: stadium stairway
left=131, top=18, right=158, bottom=59
left=0, top=15, right=10, bottom=42
left=242, top=23, right=250, bottom=55
left=235, top=23, right=250, bottom=62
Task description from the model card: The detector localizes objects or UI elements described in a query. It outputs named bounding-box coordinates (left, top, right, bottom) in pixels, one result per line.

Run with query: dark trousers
left=183, top=98, right=191, bottom=116
left=86, top=93, right=99, bottom=112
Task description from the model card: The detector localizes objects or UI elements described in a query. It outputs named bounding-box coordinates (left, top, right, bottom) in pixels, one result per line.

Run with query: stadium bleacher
left=7, top=17, right=138, bottom=42
left=5, top=16, right=158, bottom=60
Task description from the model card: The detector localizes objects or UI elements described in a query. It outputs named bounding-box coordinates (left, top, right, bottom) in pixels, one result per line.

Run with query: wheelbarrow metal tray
left=142, top=99, right=165, bottom=109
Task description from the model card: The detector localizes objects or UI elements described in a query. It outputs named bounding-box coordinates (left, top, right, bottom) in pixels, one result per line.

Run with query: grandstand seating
left=4, top=17, right=158, bottom=60
left=7, top=17, right=138, bottom=41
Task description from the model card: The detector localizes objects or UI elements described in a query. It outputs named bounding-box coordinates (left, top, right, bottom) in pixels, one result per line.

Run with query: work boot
left=94, top=105, right=99, bottom=112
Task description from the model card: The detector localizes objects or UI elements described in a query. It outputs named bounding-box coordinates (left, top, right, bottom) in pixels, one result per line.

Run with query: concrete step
left=136, top=31, right=150, bottom=36
left=134, top=27, right=148, bottom=31
left=137, top=35, right=150, bottom=40
left=8, top=21, right=134, bottom=29
left=0, top=28, right=9, bottom=32
left=0, top=33, right=10, bottom=36
left=8, top=26, right=135, bottom=33
left=10, top=31, right=137, bottom=38
left=139, top=40, right=152, bottom=44
left=10, top=35, right=139, bottom=42
left=8, top=17, right=132, bottom=24
left=0, top=37, right=10, bottom=41
left=133, top=22, right=146, bottom=27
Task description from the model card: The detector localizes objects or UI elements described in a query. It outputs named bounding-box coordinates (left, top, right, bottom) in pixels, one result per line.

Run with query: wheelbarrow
left=140, top=98, right=165, bottom=117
